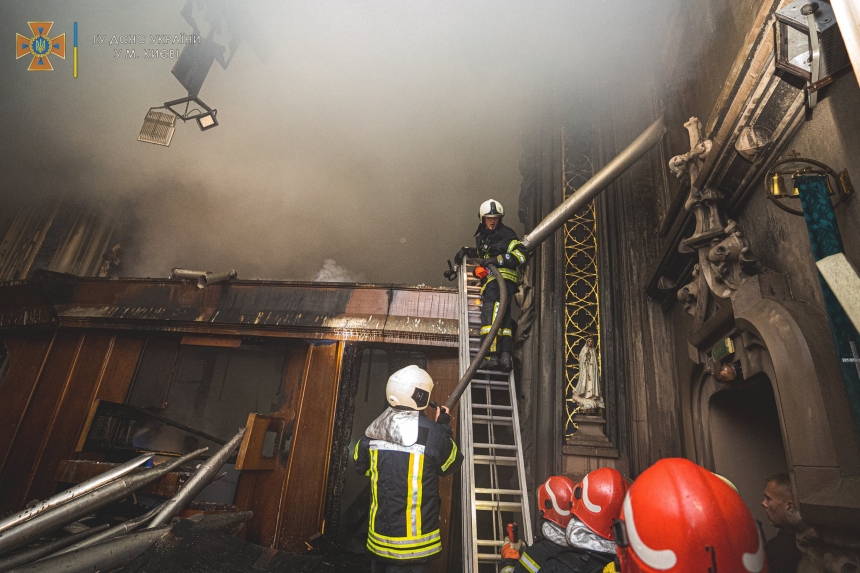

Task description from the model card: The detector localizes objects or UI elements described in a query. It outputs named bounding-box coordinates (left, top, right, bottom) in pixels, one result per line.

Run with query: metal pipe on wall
left=521, top=117, right=667, bottom=252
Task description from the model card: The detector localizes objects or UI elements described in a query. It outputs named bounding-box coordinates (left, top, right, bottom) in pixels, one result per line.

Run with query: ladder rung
left=475, top=501, right=522, bottom=511
left=476, top=540, right=507, bottom=547
left=472, top=404, right=512, bottom=410
left=473, top=455, right=517, bottom=465
left=473, top=443, right=517, bottom=450
left=474, top=369, right=511, bottom=377
left=477, top=555, right=503, bottom=562
left=475, top=488, right=523, bottom=495
left=472, top=415, right=513, bottom=424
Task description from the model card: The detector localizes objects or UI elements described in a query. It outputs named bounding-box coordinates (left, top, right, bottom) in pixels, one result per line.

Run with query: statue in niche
left=573, top=337, right=604, bottom=411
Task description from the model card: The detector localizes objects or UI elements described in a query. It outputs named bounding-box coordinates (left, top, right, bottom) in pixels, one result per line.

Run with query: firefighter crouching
left=501, top=468, right=628, bottom=573
left=354, top=365, right=464, bottom=572
left=455, top=199, right=528, bottom=372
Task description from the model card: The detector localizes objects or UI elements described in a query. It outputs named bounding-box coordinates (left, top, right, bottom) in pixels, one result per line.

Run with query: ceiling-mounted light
left=138, top=96, right=218, bottom=146
left=195, top=109, right=218, bottom=131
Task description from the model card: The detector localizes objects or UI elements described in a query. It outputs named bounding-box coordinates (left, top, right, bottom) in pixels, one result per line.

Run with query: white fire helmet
left=386, top=365, right=434, bottom=410
left=479, top=199, right=504, bottom=221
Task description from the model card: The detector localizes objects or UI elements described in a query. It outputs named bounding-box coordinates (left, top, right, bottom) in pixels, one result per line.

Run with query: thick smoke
left=313, top=259, right=364, bottom=283
left=0, top=0, right=668, bottom=285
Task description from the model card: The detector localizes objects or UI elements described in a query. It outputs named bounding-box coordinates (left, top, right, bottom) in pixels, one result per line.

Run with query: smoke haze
left=0, top=0, right=666, bottom=285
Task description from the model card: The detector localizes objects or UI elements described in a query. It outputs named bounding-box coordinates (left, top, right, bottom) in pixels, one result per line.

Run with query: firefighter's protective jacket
left=474, top=221, right=528, bottom=290
left=354, top=410, right=463, bottom=563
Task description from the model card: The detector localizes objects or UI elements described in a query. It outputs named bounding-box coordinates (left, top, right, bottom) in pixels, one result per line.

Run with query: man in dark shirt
left=761, top=472, right=802, bottom=573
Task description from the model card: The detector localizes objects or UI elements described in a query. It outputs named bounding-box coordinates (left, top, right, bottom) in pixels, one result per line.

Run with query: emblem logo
left=16, top=22, right=65, bottom=71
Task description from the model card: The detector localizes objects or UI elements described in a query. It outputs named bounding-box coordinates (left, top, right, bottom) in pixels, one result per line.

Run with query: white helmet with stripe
left=386, top=365, right=434, bottom=410
left=479, top=199, right=504, bottom=221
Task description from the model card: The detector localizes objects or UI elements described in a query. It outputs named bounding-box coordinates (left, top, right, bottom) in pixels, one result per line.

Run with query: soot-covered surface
left=123, top=520, right=370, bottom=573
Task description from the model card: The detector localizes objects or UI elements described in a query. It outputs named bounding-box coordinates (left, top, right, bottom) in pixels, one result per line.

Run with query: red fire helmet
left=538, top=475, right=576, bottom=529
left=614, top=458, right=766, bottom=573
left=571, top=467, right=628, bottom=540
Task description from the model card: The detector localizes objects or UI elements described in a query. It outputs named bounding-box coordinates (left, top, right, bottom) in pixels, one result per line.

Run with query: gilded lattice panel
left=562, top=128, right=601, bottom=439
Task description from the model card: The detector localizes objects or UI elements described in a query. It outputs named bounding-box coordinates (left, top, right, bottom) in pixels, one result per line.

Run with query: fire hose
left=444, top=260, right=507, bottom=411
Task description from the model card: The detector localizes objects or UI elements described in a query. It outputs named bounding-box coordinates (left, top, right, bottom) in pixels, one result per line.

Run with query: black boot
left=500, top=352, right=513, bottom=373
left=482, top=353, right=500, bottom=370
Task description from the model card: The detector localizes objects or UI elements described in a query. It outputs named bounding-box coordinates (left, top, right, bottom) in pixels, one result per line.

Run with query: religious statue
left=573, top=337, right=604, bottom=411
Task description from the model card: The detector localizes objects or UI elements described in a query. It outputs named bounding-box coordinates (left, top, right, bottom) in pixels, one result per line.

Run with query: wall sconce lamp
left=774, top=1, right=851, bottom=108
left=765, top=152, right=854, bottom=215
left=138, top=96, right=218, bottom=146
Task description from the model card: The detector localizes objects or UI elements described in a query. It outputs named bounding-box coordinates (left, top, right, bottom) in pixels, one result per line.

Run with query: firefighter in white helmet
left=354, top=365, right=463, bottom=572
left=455, top=199, right=529, bottom=372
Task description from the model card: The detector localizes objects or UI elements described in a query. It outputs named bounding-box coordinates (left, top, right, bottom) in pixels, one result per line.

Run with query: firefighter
left=501, top=468, right=628, bottom=573
left=612, top=458, right=767, bottom=573
left=454, top=199, right=528, bottom=372
left=354, top=365, right=463, bottom=572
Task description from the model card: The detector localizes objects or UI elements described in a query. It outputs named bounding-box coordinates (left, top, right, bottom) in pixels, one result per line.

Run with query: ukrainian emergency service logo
left=16, top=22, right=65, bottom=71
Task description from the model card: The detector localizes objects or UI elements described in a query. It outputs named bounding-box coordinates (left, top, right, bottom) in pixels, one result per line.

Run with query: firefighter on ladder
left=354, top=365, right=463, bottom=572
left=455, top=199, right=528, bottom=372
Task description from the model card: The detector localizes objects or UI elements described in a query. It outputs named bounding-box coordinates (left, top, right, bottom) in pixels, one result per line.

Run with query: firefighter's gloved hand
left=501, top=540, right=521, bottom=560
left=435, top=405, right=451, bottom=426
left=474, top=266, right=489, bottom=280
left=454, top=247, right=478, bottom=265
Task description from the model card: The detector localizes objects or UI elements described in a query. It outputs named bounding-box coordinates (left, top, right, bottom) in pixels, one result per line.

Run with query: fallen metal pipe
left=6, top=526, right=171, bottom=573
left=521, top=116, right=667, bottom=251
left=48, top=504, right=162, bottom=558
left=187, top=510, right=254, bottom=531
left=0, top=448, right=206, bottom=556
left=0, top=524, right=109, bottom=572
left=170, top=268, right=208, bottom=281
left=197, top=269, right=237, bottom=288
left=148, top=429, right=245, bottom=528
left=445, top=263, right=507, bottom=410
left=0, top=454, right=154, bottom=534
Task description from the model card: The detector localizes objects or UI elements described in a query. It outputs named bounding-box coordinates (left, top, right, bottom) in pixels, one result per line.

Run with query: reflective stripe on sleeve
left=353, top=440, right=360, bottom=461
left=441, top=440, right=458, bottom=472
left=520, top=552, right=541, bottom=572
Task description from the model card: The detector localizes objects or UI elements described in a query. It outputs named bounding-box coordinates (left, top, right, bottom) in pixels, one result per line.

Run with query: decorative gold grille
left=562, top=127, right=601, bottom=439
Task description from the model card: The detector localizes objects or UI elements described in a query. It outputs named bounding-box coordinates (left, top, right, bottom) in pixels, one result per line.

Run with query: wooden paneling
left=93, top=336, right=144, bottom=403
left=0, top=331, right=83, bottom=512
left=0, top=333, right=55, bottom=473
left=28, top=333, right=114, bottom=500
left=424, top=350, right=461, bottom=573
left=277, top=342, right=342, bottom=552
left=234, top=341, right=309, bottom=547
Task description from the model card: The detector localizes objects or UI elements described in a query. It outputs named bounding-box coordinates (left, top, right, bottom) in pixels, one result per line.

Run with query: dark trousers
left=370, top=559, right=429, bottom=573
left=480, top=279, right=516, bottom=355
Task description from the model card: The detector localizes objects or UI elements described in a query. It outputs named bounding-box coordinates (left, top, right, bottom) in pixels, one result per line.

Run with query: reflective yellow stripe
left=506, top=240, right=523, bottom=253
left=407, top=453, right=421, bottom=537
left=603, top=562, right=618, bottom=573
left=441, top=440, right=458, bottom=472
left=369, top=449, right=379, bottom=530
left=520, top=551, right=541, bottom=572
left=367, top=537, right=442, bottom=560
left=416, top=452, right=423, bottom=535
left=512, top=249, right=526, bottom=264
left=353, top=440, right=360, bottom=461
left=501, top=567, right=516, bottom=573
left=480, top=325, right=492, bottom=335
left=499, top=328, right=512, bottom=337
left=498, top=268, right=518, bottom=282
left=369, top=529, right=440, bottom=546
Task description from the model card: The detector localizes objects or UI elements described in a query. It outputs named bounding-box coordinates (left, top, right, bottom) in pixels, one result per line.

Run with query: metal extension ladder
left=458, top=262, right=533, bottom=572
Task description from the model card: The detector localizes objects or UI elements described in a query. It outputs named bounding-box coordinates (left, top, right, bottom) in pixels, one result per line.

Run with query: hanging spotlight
left=138, top=96, right=218, bottom=146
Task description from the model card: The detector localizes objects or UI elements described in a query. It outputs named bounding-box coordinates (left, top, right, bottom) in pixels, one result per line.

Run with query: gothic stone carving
left=670, top=118, right=757, bottom=320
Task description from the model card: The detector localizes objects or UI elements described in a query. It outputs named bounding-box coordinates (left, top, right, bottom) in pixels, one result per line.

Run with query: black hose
left=445, top=261, right=508, bottom=410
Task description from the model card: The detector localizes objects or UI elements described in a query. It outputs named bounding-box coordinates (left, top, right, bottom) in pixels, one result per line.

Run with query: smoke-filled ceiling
left=0, top=0, right=670, bottom=285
